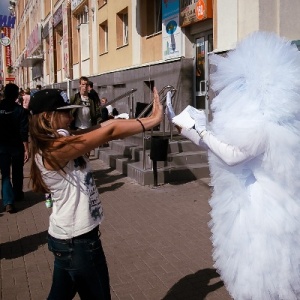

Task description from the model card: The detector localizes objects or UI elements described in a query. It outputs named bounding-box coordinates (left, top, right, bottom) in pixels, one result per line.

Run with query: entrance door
left=194, top=32, right=213, bottom=113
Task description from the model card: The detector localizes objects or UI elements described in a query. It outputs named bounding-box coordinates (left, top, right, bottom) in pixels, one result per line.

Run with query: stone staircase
left=95, top=132, right=210, bottom=186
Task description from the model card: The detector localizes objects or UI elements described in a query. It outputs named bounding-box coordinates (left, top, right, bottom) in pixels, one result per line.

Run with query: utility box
left=150, top=136, right=169, bottom=186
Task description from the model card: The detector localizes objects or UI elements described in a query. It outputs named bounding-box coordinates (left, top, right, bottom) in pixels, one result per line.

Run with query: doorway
left=194, top=32, right=213, bottom=113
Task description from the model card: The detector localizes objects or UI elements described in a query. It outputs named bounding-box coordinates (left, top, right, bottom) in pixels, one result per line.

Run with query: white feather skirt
left=208, top=31, right=300, bottom=300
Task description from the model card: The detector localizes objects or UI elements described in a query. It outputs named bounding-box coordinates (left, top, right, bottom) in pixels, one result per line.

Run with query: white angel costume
left=180, top=31, right=300, bottom=300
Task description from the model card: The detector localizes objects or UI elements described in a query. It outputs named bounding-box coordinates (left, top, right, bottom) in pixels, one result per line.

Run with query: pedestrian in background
left=0, top=83, right=29, bottom=213
left=28, top=87, right=163, bottom=300
left=70, top=76, right=99, bottom=130
left=16, top=88, right=24, bottom=106
left=22, top=87, right=31, bottom=110
left=99, top=97, right=109, bottom=123
left=87, top=80, right=100, bottom=106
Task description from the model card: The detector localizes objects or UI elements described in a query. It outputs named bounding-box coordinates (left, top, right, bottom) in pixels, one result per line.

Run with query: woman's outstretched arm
left=49, top=87, right=163, bottom=164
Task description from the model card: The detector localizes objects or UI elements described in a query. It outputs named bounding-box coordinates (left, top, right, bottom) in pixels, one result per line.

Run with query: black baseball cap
left=29, top=89, right=83, bottom=115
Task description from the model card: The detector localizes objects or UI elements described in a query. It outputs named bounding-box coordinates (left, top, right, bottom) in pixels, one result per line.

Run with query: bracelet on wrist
left=136, top=118, right=146, bottom=132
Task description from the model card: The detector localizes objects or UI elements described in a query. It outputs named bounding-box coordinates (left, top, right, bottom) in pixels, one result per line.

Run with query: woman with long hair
left=28, top=88, right=163, bottom=300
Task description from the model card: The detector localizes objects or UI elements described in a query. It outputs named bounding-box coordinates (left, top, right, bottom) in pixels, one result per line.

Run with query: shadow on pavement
left=1, top=191, right=44, bottom=213
left=93, top=168, right=126, bottom=192
left=13, top=190, right=44, bottom=212
left=0, top=230, right=48, bottom=259
left=162, top=268, right=224, bottom=300
left=98, top=182, right=124, bottom=194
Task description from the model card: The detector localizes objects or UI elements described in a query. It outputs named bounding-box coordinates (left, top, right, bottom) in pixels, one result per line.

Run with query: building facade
left=3, top=0, right=300, bottom=116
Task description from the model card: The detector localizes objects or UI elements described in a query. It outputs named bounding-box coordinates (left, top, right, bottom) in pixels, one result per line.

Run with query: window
left=45, top=38, right=50, bottom=75
left=99, top=20, right=108, bottom=53
left=44, top=0, right=51, bottom=17
left=71, top=15, right=79, bottom=63
left=77, top=6, right=89, bottom=26
left=98, top=0, right=107, bottom=8
left=123, top=13, right=128, bottom=45
left=55, top=26, right=63, bottom=71
left=116, top=8, right=128, bottom=48
left=146, top=0, right=162, bottom=36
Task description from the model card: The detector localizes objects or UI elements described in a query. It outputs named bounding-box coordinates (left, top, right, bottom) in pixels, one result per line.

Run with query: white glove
left=187, top=107, right=207, bottom=134
left=165, top=91, right=175, bottom=122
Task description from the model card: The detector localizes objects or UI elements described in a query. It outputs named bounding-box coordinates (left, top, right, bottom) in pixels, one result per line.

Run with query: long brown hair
left=29, top=112, right=86, bottom=193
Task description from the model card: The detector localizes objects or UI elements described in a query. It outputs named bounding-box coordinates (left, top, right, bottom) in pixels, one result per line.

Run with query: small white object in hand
left=165, top=91, right=175, bottom=122
left=172, top=105, right=196, bottom=129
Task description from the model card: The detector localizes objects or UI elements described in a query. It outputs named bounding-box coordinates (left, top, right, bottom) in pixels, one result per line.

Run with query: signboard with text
left=62, top=2, right=72, bottom=79
left=162, top=0, right=182, bottom=60
left=180, top=0, right=213, bottom=27
left=71, top=0, right=84, bottom=11
left=26, top=23, right=42, bottom=57
left=4, top=27, right=11, bottom=67
left=49, top=17, right=55, bottom=83
left=0, top=0, right=16, bottom=28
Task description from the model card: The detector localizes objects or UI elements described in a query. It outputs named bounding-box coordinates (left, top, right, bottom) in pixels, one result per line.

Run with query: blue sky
left=0, top=0, right=11, bottom=16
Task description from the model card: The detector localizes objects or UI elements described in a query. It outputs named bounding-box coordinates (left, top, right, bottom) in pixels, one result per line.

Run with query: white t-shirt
left=75, top=96, right=92, bottom=129
left=35, top=129, right=103, bottom=239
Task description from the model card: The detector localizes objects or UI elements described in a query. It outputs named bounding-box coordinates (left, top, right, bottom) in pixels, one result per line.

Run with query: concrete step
left=127, top=161, right=210, bottom=186
left=168, top=150, right=208, bottom=165
left=96, top=137, right=210, bottom=186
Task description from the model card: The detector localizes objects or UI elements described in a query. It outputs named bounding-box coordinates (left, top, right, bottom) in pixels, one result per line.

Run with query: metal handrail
left=140, top=85, right=177, bottom=170
left=103, top=88, right=137, bottom=118
left=137, top=85, right=176, bottom=119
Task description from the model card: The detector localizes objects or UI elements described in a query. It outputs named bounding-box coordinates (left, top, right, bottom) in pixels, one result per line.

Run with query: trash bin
left=150, top=136, right=169, bottom=161
left=150, top=136, right=169, bottom=186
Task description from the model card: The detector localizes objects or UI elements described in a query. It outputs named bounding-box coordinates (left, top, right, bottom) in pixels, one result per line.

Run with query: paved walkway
left=0, top=154, right=232, bottom=300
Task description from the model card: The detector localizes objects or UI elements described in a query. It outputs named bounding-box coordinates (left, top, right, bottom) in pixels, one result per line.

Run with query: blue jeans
left=0, top=145, right=24, bottom=206
left=11, top=146, right=24, bottom=200
left=47, top=227, right=111, bottom=300
left=0, top=152, right=14, bottom=206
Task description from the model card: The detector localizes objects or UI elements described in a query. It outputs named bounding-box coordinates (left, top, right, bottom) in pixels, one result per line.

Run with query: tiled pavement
left=0, top=153, right=232, bottom=300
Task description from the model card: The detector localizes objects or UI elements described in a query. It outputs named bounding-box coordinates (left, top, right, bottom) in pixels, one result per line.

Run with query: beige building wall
left=139, top=1, right=162, bottom=64
left=10, top=0, right=300, bottom=89
left=214, top=0, right=300, bottom=53
left=89, top=0, right=99, bottom=75
left=97, top=0, right=133, bottom=73
left=11, top=0, right=44, bottom=88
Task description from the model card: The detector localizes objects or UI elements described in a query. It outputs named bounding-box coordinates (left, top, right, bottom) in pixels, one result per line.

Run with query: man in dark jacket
left=87, top=81, right=100, bottom=105
left=0, top=83, right=29, bottom=213
left=70, top=76, right=99, bottom=130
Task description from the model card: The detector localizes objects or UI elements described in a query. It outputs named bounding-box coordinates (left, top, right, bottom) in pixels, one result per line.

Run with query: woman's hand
left=150, top=87, right=163, bottom=125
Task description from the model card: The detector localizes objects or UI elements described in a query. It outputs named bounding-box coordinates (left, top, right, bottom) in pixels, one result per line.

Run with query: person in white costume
left=166, top=31, right=300, bottom=300
left=28, top=88, right=163, bottom=300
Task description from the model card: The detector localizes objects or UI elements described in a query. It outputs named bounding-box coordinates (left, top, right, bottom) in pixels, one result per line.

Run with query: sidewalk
left=0, top=154, right=232, bottom=300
